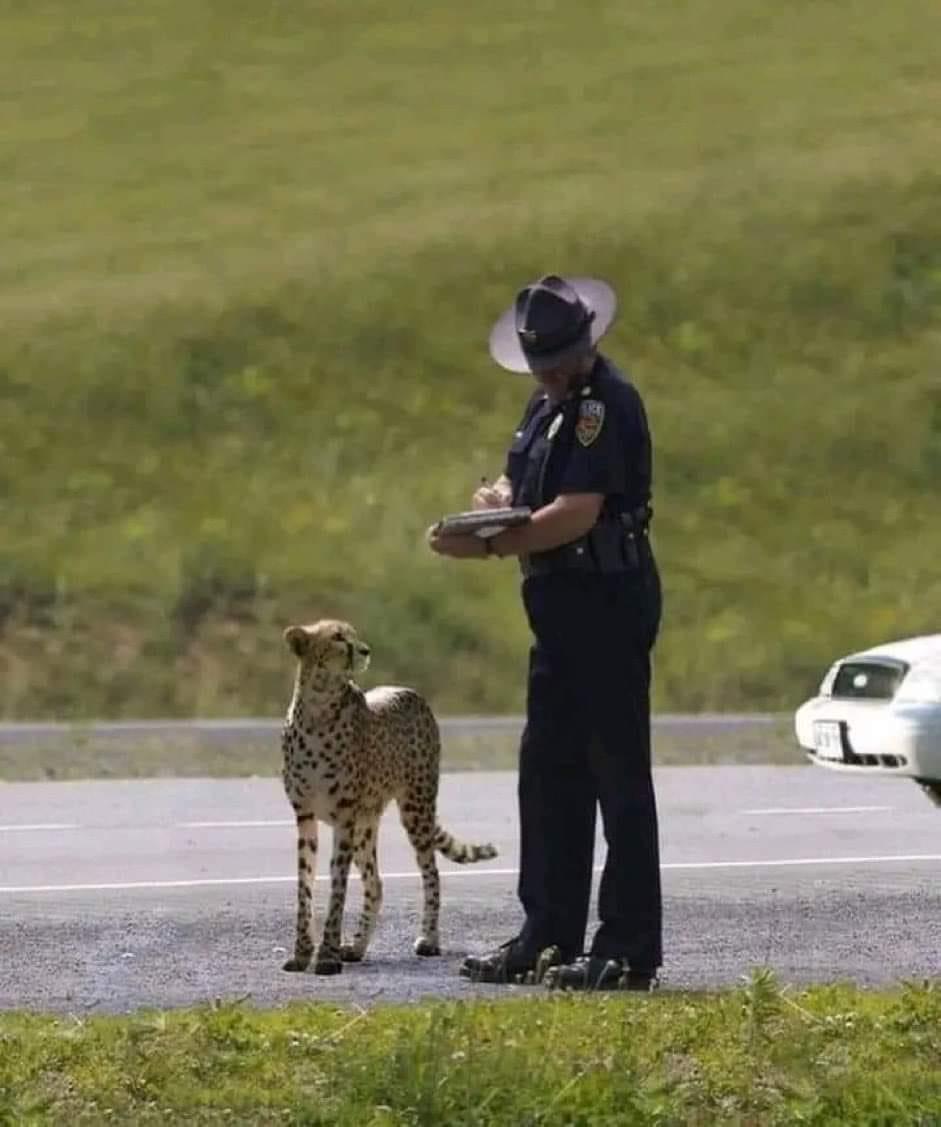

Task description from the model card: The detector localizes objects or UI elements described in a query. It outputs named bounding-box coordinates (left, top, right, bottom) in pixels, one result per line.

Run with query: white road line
left=2, top=854, right=939, bottom=895
left=0, top=806, right=902, bottom=833
left=740, top=806, right=894, bottom=816
left=0, top=823, right=80, bottom=833
left=178, top=820, right=294, bottom=829
left=0, top=875, right=298, bottom=894
left=0, top=820, right=295, bottom=833
left=667, top=854, right=941, bottom=869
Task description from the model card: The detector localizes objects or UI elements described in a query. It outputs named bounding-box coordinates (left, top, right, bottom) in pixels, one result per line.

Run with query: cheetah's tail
left=433, top=825, right=498, bottom=864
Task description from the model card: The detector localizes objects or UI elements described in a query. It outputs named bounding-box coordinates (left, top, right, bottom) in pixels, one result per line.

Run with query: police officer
left=428, top=274, right=663, bottom=991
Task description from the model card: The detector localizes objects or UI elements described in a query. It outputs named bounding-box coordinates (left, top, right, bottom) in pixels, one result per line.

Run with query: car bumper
left=795, top=698, right=941, bottom=781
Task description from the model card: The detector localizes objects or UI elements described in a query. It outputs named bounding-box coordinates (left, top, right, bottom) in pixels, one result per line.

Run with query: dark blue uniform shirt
left=504, top=355, right=652, bottom=520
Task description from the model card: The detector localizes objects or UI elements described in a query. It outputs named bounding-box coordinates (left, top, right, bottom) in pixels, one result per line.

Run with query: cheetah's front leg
left=283, top=812, right=318, bottom=972
left=315, top=820, right=356, bottom=974
left=340, top=818, right=383, bottom=963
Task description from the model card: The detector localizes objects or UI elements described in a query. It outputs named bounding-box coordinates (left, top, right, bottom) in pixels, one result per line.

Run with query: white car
left=795, top=633, right=941, bottom=807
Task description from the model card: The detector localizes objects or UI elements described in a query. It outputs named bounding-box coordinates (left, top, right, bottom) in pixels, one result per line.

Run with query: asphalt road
left=1, top=767, right=939, bottom=1014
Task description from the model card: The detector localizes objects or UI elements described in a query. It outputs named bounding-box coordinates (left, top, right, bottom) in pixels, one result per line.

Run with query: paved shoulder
left=1, top=768, right=938, bottom=1012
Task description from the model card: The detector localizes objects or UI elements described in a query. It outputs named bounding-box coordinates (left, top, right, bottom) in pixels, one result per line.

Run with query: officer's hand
left=426, top=526, right=484, bottom=559
left=472, top=478, right=512, bottom=510
left=472, top=486, right=504, bottom=511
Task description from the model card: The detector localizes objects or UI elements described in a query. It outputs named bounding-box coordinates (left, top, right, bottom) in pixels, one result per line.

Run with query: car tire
left=914, top=779, right=941, bottom=808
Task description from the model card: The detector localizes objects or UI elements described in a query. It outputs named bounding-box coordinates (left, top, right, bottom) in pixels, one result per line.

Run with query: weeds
left=1, top=982, right=939, bottom=1124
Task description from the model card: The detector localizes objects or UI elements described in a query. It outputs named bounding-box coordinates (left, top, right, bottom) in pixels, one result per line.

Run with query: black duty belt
left=520, top=505, right=652, bottom=579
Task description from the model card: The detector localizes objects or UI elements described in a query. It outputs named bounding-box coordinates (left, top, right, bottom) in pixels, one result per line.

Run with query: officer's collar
left=539, top=380, right=593, bottom=407
left=538, top=356, right=602, bottom=405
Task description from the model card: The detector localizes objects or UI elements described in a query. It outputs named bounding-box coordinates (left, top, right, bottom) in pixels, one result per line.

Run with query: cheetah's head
left=283, top=619, right=371, bottom=678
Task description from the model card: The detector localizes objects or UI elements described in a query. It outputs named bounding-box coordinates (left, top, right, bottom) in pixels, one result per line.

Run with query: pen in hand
left=474, top=475, right=510, bottom=511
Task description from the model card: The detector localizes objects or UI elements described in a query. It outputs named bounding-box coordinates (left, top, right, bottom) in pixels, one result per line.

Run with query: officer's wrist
left=487, top=531, right=512, bottom=558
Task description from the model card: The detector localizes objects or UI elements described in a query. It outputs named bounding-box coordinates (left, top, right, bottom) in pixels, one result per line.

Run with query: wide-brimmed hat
left=488, top=274, right=617, bottom=373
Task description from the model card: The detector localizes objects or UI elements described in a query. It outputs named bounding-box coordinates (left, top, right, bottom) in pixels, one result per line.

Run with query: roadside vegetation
left=1, top=973, right=938, bottom=1124
left=2, top=0, right=940, bottom=721
left=0, top=717, right=798, bottom=781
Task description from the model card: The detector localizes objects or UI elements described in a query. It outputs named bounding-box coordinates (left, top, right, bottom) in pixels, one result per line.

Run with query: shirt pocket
left=505, top=430, right=535, bottom=500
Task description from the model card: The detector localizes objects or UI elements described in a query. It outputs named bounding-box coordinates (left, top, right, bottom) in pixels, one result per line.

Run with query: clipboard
left=433, top=506, right=532, bottom=539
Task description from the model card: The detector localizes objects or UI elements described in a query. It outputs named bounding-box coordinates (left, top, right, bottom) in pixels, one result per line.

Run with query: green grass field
left=2, top=975, right=939, bottom=1124
left=2, top=0, right=941, bottom=721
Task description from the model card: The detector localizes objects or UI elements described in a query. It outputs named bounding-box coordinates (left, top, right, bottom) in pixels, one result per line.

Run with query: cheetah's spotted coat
left=280, top=619, right=498, bottom=974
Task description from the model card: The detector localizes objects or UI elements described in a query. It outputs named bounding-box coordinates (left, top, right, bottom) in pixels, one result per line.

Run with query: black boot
left=543, top=955, right=660, bottom=992
left=459, top=940, right=566, bottom=985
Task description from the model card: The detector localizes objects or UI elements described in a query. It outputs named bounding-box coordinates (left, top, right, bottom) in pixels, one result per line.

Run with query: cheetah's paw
left=414, top=937, right=441, bottom=957
left=340, top=944, right=365, bottom=963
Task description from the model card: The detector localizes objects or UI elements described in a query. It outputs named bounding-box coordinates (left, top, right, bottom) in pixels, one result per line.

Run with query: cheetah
left=280, top=619, right=498, bottom=974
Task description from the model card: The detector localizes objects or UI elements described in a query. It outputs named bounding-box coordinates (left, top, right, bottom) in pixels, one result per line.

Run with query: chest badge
left=575, top=399, right=605, bottom=447
left=546, top=413, right=563, bottom=441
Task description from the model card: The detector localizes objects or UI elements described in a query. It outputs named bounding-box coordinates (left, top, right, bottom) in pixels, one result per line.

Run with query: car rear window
left=830, top=660, right=908, bottom=701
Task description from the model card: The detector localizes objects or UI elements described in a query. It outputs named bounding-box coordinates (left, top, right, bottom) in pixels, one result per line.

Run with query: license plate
left=813, top=720, right=844, bottom=761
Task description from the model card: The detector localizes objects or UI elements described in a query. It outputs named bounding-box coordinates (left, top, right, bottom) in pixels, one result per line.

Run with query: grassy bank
left=0, top=716, right=798, bottom=781
left=1, top=974, right=939, bottom=1124
left=2, top=0, right=941, bottom=719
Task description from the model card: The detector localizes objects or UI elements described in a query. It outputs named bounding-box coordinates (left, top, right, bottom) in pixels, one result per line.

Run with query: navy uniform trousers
left=515, top=539, right=663, bottom=970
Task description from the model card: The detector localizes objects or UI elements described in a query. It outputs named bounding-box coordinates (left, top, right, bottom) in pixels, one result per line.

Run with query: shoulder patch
left=575, top=399, right=605, bottom=447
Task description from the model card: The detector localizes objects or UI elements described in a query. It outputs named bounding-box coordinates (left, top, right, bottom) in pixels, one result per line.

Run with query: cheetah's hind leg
left=398, top=802, right=442, bottom=957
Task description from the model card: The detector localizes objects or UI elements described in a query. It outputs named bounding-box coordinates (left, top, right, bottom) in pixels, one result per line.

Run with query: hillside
left=1, top=0, right=940, bottom=718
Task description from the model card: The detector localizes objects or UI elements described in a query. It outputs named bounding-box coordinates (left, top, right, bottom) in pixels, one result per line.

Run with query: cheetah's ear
left=284, top=626, right=309, bottom=658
